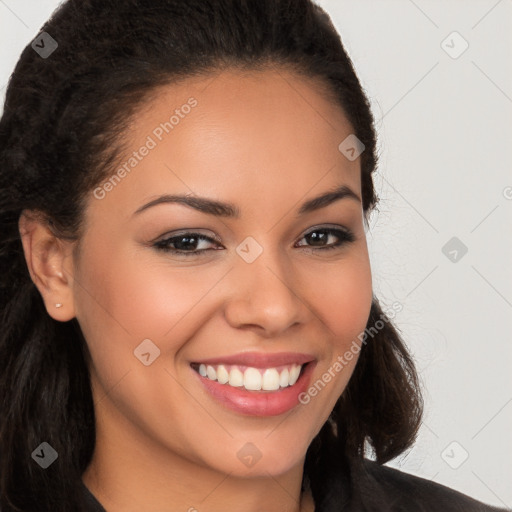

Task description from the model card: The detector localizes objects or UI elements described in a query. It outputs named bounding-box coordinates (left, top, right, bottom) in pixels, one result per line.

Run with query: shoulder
left=352, top=458, right=509, bottom=512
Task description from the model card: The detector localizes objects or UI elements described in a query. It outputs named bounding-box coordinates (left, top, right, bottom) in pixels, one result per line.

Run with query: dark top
left=81, top=459, right=509, bottom=511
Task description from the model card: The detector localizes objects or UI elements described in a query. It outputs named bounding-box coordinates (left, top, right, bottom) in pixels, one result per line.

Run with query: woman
left=0, top=1, right=507, bottom=511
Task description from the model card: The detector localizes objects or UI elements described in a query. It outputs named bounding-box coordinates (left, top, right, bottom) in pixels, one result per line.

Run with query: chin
left=229, top=455, right=305, bottom=479
left=211, top=436, right=310, bottom=478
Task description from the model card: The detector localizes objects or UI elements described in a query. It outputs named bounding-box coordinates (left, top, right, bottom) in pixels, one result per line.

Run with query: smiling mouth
left=190, top=362, right=309, bottom=392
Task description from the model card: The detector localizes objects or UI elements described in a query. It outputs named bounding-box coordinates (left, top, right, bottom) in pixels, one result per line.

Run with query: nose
left=223, top=244, right=307, bottom=337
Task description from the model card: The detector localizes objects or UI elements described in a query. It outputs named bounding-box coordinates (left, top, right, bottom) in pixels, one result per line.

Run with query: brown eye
left=296, top=227, right=355, bottom=251
left=151, top=226, right=355, bottom=258
left=153, top=233, right=220, bottom=256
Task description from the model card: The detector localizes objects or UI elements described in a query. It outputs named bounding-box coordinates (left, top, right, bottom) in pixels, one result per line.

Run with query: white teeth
left=196, top=362, right=304, bottom=391
left=228, top=367, right=244, bottom=387
left=206, top=365, right=217, bottom=381
left=216, top=364, right=229, bottom=384
left=262, top=368, right=280, bottom=390
left=279, top=368, right=289, bottom=388
left=289, top=365, right=301, bottom=386
left=244, top=367, right=262, bottom=390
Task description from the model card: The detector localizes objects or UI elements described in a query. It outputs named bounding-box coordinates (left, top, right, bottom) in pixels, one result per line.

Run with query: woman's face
left=71, top=67, right=373, bottom=477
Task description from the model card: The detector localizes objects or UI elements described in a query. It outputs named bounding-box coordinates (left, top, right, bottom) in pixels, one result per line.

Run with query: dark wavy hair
left=0, top=1, right=423, bottom=510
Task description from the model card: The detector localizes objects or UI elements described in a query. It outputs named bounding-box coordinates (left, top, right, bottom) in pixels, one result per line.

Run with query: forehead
left=88, top=67, right=362, bottom=223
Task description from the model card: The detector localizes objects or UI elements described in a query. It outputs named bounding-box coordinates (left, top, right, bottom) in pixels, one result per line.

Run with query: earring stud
left=55, top=303, right=63, bottom=308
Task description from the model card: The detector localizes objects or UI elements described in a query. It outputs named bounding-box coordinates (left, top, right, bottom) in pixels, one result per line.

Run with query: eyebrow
left=132, top=184, right=361, bottom=218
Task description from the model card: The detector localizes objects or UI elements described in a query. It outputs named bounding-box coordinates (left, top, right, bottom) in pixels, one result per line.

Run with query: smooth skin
left=18, top=67, right=373, bottom=512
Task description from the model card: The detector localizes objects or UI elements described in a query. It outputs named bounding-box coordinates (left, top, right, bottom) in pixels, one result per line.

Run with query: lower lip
left=193, top=362, right=316, bottom=417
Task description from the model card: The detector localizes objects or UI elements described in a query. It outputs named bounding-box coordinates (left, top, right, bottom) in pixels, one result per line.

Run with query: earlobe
left=18, top=210, right=76, bottom=322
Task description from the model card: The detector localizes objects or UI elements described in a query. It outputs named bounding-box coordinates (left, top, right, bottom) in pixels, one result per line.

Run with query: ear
left=18, top=210, right=77, bottom=322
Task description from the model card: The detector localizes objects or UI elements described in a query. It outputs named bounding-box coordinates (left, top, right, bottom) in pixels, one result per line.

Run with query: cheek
left=295, top=255, right=372, bottom=424
left=73, top=244, right=214, bottom=444
left=307, top=250, right=373, bottom=345
left=76, top=238, right=227, bottom=341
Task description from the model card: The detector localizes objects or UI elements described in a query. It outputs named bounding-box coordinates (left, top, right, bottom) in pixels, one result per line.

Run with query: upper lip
left=192, top=351, right=315, bottom=368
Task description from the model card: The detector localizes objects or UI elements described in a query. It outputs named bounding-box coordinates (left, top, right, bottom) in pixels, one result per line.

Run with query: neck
left=82, top=399, right=315, bottom=512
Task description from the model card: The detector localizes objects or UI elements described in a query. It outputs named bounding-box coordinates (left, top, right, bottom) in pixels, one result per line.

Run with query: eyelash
left=152, top=226, right=356, bottom=257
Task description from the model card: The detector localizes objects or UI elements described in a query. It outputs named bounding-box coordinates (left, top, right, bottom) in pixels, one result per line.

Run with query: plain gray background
left=1, top=0, right=511, bottom=508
